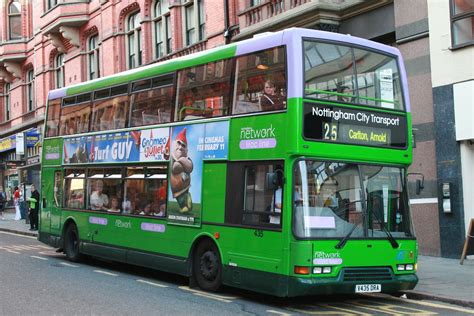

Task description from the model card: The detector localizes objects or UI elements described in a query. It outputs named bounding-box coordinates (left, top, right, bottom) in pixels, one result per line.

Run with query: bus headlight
left=313, top=267, right=322, bottom=274
left=322, top=266, right=332, bottom=274
left=405, top=264, right=414, bottom=271
left=397, top=264, right=406, bottom=271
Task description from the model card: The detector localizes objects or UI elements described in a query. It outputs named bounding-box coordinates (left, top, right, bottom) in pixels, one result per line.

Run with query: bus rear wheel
left=193, top=240, right=222, bottom=292
left=64, top=224, right=81, bottom=262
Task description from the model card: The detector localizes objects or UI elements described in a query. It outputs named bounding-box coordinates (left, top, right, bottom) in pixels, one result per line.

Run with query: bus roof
left=48, top=27, right=406, bottom=101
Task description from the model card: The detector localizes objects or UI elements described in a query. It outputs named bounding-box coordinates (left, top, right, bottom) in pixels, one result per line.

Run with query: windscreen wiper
left=335, top=222, right=359, bottom=249
left=368, top=195, right=399, bottom=249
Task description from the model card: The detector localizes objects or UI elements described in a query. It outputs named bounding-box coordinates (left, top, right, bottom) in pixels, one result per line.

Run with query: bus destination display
left=303, top=103, right=407, bottom=148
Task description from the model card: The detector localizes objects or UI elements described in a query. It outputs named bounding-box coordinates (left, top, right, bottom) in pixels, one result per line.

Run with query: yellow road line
left=322, top=303, right=371, bottom=315
left=288, top=307, right=355, bottom=315
left=376, top=295, right=474, bottom=314
left=348, top=300, right=436, bottom=315
left=179, top=286, right=237, bottom=303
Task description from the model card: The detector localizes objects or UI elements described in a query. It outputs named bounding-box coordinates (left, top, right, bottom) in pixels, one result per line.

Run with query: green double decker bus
left=40, top=28, right=417, bottom=296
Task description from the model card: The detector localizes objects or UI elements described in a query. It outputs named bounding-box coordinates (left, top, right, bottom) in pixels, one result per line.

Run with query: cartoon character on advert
left=170, top=128, right=193, bottom=213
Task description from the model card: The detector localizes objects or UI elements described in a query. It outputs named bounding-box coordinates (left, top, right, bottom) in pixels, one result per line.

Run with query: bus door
left=223, top=162, right=286, bottom=291
left=40, top=168, right=62, bottom=235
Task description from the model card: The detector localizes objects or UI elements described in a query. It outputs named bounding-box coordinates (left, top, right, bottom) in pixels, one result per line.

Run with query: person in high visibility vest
left=27, top=184, right=40, bottom=231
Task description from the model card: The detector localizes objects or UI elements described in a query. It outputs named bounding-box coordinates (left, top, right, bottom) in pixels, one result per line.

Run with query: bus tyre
left=193, top=240, right=222, bottom=292
left=64, top=224, right=81, bottom=262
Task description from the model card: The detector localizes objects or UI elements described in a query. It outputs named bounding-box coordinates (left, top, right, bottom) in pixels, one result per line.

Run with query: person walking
left=0, top=190, right=5, bottom=220
left=27, top=184, right=40, bottom=231
left=13, top=186, right=21, bottom=220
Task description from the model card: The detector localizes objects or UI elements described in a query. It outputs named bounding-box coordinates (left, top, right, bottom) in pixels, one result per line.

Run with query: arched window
left=88, top=35, right=100, bottom=80
left=4, top=83, right=11, bottom=121
left=8, top=0, right=22, bottom=40
left=27, top=69, right=35, bottom=111
left=127, top=12, right=142, bottom=69
left=55, top=54, right=65, bottom=88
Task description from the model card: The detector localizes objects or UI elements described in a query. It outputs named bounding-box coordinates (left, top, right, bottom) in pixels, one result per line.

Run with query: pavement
left=1, top=209, right=473, bottom=307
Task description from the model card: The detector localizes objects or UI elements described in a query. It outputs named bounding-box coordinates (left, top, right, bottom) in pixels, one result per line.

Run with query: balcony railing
left=239, top=0, right=309, bottom=28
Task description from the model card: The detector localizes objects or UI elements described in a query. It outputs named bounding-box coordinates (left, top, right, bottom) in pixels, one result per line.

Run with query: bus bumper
left=287, top=273, right=418, bottom=297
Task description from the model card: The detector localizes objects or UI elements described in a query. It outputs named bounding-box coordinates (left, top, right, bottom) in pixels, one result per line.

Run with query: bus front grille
left=342, top=267, right=393, bottom=282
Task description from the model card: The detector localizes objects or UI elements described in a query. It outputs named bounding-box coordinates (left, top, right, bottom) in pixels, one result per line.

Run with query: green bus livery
left=39, top=28, right=417, bottom=297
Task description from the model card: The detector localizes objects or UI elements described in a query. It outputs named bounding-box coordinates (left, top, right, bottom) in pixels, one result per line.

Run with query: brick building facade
left=0, top=0, right=472, bottom=257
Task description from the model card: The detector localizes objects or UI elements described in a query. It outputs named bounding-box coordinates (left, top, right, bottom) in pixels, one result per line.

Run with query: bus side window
left=232, top=46, right=287, bottom=115
left=225, top=162, right=284, bottom=228
left=130, top=79, right=174, bottom=127
left=176, top=60, right=232, bottom=121
left=46, top=98, right=61, bottom=137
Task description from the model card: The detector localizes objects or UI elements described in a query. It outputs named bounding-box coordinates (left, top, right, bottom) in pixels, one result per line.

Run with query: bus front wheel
left=193, top=240, right=222, bottom=292
left=64, top=224, right=81, bottom=262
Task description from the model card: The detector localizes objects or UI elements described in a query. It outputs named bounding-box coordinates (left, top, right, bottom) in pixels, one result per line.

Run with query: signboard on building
left=0, top=135, right=15, bottom=153
left=16, top=133, right=25, bottom=155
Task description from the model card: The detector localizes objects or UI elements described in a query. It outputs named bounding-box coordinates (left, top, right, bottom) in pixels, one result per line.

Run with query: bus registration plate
left=355, top=284, right=381, bottom=293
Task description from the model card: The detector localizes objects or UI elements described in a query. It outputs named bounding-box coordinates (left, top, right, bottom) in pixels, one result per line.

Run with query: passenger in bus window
left=259, top=80, right=285, bottom=111
left=107, top=196, right=120, bottom=213
left=90, top=180, right=109, bottom=211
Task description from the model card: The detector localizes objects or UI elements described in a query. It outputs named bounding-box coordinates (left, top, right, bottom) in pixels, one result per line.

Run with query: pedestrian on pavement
left=27, top=184, right=40, bottom=231
left=0, top=190, right=5, bottom=220
left=13, top=186, right=21, bottom=220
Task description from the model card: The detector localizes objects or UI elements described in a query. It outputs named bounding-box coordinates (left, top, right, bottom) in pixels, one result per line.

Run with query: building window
left=198, top=0, right=205, bottom=40
left=185, top=4, right=196, bottom=46
left=250, top=0, right=261, bottom=7
left=88, top=35, right=100, bottom=80
left=185, top=1, right=205, bottom=46
left=47, top=0, right=58, bottom=10
left=55, top=54, right=65, bottom=88
left=166, top=14, right=172, bottom=54
left=153, top=1, right=170, bottom=59
left=127, top=12, right=142, bottom=69
left=451, top=0, right=474, bottom=47
left=8, top=1, right=22, bottom=40
left=5, top=83, right=11, bottom=121
left=27, top=69, right=34, bottom=112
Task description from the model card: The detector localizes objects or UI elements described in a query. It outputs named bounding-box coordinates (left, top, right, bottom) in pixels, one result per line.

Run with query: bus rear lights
left=294, top=266, right=310, bottom=275
left=313, top=266, right=332, bottom=274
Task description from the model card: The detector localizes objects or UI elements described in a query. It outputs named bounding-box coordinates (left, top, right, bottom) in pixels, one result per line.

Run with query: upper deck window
left=130, top=75, right=174, bottom=127
left=45, top=98, right=62, bottom=137
left=233, top=46, right=287, bottom=115
left=176, top=59, right=233, bottom=121
left=304, top=41, right=404, bottom=111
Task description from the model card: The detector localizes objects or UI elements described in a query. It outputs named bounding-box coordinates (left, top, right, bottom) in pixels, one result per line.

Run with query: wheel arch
left=187, top=233, right=223, bottom=276
left=61, top=217, right=79, bottom=249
